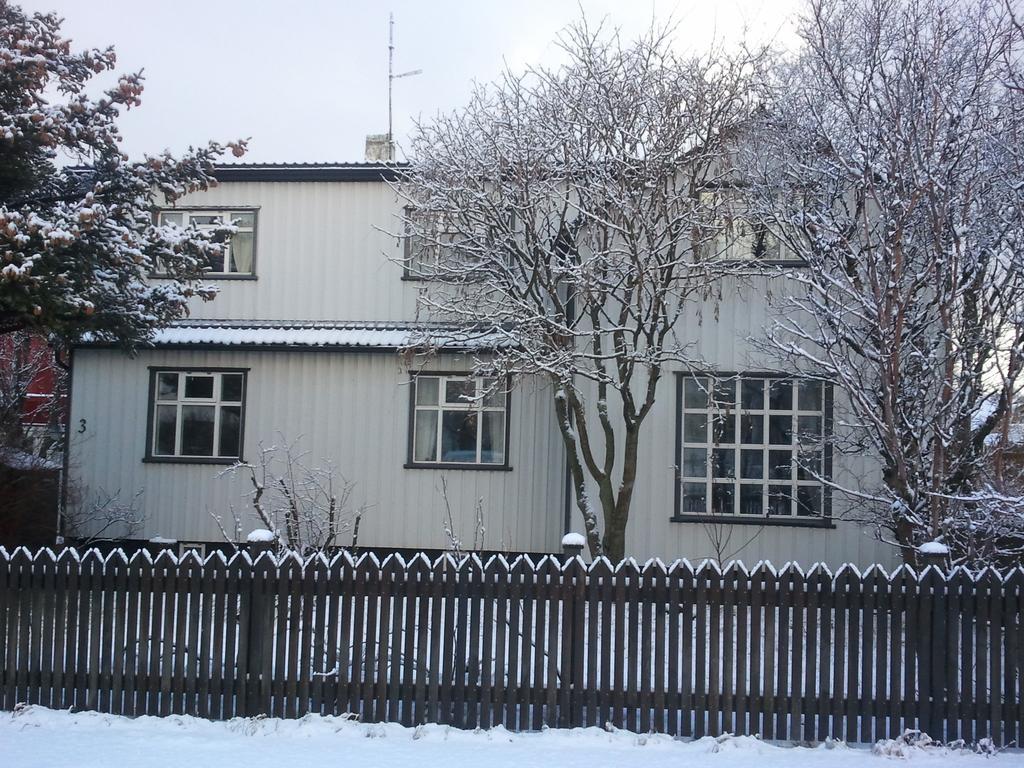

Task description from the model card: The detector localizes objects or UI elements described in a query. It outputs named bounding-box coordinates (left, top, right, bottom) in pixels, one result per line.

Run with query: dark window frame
left=671, top=370, right=834, bottom=529
left=151, top=206, right=260, bottom=281
left=143, top=366, right=249, bottom=465
left=405, top=371, right=513, bottom=471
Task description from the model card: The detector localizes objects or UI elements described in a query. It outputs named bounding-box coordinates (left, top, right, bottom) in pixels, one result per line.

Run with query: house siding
left=67, top=347, right=566, bottom=554
left=65, top=174, right=898, bottom=568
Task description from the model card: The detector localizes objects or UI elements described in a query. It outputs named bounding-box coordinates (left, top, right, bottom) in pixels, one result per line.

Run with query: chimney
left=365, top=134, right=393, bottom=162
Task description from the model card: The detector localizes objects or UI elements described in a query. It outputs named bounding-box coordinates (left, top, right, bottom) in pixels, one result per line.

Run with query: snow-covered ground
left=3, top=707, right=1023, bottom=768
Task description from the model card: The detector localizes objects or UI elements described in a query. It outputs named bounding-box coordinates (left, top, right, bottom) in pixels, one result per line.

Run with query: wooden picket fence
left=0, top=546, right=1021, bottom=745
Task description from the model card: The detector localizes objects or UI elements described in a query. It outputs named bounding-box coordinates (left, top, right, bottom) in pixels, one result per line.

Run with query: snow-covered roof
left=83, top=320, right=508, bottom=351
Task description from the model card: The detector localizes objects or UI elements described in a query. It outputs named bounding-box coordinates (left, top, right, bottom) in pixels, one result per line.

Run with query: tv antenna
left=388, top=12, right=422, bottom=161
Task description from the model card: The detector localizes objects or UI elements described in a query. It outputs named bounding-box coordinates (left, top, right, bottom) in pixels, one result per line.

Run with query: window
left=698, top=190, right=789, bottom=263
left=147, top=370, right=246, bottom=462
left=403, top=208, right=455, bottom=278
left=409, top=375, right=509, bottom=467
left=676, top=374, right=828, bottom=520
left=158, top=209, right=256, bottom=276
left=402, top=207, right=512, bottom=280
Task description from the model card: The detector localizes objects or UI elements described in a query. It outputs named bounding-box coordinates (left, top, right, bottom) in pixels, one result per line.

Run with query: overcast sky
left=20, top=0, right=802, bottom=164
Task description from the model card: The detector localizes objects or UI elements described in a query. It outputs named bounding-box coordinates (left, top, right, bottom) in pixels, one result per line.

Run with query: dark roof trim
left=212, top=163, right=409, bottom=183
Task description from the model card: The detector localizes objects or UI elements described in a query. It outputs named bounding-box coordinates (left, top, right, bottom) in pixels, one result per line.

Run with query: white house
left=65, top=161, right=895, bottom=568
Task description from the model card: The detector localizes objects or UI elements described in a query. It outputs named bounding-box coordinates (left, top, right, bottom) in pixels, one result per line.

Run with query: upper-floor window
left=146, top=369, right=246, bottom=463
left=676, top=373, right=829, bottom=522
left=408, top=374, right=509, bottom=468
left=402, top=207, right=513, bottom=280
left=158, top=209, right=257, bottom=277
left=698, top=191, right=796, bottom=264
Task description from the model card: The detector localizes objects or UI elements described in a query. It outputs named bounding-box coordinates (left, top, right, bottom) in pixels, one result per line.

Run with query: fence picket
left=0, top=547, right=1019, bottom=743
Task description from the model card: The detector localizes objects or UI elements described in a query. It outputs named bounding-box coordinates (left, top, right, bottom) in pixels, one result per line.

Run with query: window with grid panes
left=148, top=370, right=245, bottom=460
left=678, top=375, right=826, bottom=518
left=157, top=209, right=256, bottom=275
left=410, top=375, right=507, bottom=466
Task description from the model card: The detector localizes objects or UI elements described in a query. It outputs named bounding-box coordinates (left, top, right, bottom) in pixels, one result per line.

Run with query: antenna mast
left=387, top=13, right=422, bottom=162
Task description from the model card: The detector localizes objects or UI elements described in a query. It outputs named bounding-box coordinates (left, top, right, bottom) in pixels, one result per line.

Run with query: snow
left=0, top=448, right=59, bottom=471
left=918, top=541, right=950, bottom=555
left=246, top=528, right=276, bottom=543
left=561, top=532, right=586, bottom=547
left=4, top=707, right=1018, bottom=768
left=117, top=320, right=510, bottom=350
left=147, top=536, right=177, bottom=545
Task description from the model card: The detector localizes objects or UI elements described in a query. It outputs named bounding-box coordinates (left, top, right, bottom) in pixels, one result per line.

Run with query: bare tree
left=63, top=488, right=146, bottom=544
left=219, top=437, right=365, bottom=554
left=740, top=0, right=1024, bottom=565
left=401, top=21, right=766, bottom=561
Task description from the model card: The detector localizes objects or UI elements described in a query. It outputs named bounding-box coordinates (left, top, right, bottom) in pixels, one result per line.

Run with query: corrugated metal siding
left=68, top=348, right=564, bottom=553
left=170, top=181, right=419, bottom=322
left=564, top=274, right=898, bottom=569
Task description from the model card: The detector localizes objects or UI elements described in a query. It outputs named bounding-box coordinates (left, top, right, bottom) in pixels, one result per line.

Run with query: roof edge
left=212, top=163, right=409, bottom=183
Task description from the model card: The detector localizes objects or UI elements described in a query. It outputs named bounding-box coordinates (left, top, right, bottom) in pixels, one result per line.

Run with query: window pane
left=769, top=414, right=792, bottom=445
left=683, top=413, right=706, bottom=443
left=713, top=379, right=735, bottom=408
left=181, top=405, right=215, bottom=456
left=798, top=415, right=822, bottom=443
left=481, top=379, right=504, bottom=408
left=682, top=482, right=706, bottom=514
left=684, top=377, right=708, bottom=409
left=444, top=378, right=475, bottom=404
left=231, top=211, right=255, bottom=228
left=682, top=448, right=706, bottom=478
left=740, top=414, right=763, bottom=444
left=184, top=375, right=215, bottom=399
left=221, top=374, right=244, bottom=402
left=768, top=450, right=792, bottom=479
left=740, top=449, right=763, bottom=479
left=230, top=231, right=254, bottom=273
left=413, top=410, right=438, bottom=462
left=160, top=211, right=183, bottom=226
left=797, top=486, right=823, bottom=517
left=712, top=413, right=735, bottom=444
left=441, top=410, right=478, bottom=462
left=768, top=380, right=793, bottom=410
left=191, top=215, right=221, bottom=226
left=711, top=448, right=735, bottom=478
left=156, top=372, right=178, bottom=401
left=797, top=451, right=822, bottom=481
left=768, top=485, right=792, bottom=516
left=155, top=405, right=177, bottom=455
left=481, top=411, right=505, bottom=464
left=219, top=405, right=241, bottom=457
left=416, top=377, right=439, bottom=406
left=205, top=249, right=226, bottom=273
left=739, top=485, right=763, bottom=515
left=741, top=379, right=764, bottom=410
left=798, top=380, right=823, bottom=411
left=711, top=484, right=734, bottom=514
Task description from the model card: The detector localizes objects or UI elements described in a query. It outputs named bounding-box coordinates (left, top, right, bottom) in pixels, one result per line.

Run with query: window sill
left=404, top=462, right=513, bottom=472
left=670, top=513, right=835, bottom=529
left=143, top=456, right=242, bottom=466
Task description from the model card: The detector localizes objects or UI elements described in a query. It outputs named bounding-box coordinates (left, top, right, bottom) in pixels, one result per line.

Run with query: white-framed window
left=410, top=375, right=508, bottom=466
left=148, top=370, right=246, bottom=461
left=677, top=374, right=827, bottom=518
left=698, top=190, right=786, bottom=262
left=158, top=209, right=256, bottom=276
left=403, top=207, right=512, bottom=279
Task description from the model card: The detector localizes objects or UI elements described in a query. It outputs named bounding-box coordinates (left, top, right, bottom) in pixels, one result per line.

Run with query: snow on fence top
left=0, top=545, right=1021, bottom=584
